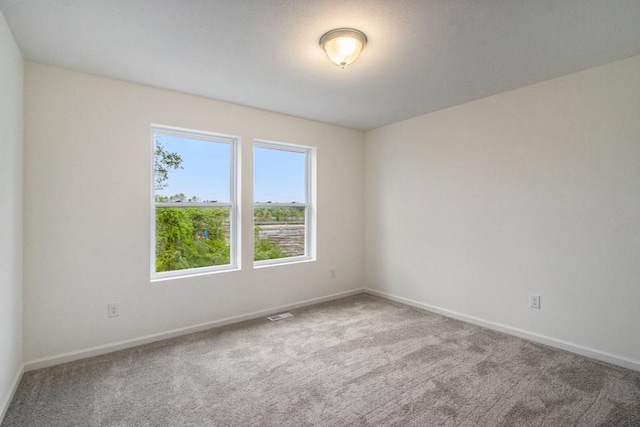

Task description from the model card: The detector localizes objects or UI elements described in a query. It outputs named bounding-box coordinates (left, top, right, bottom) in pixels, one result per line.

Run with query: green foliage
left=156, top=208, right=292, bottom=270
left=155, top=207, right=230, bottom=272
left=253, top=226, right=288, bottom=261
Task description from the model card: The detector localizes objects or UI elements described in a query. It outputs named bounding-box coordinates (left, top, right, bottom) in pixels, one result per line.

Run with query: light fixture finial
left=319, top=28, right=367, bottom=68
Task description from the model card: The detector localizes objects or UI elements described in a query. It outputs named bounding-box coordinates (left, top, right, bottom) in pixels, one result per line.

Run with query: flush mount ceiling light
left=319, top=28, right=367, bottom=68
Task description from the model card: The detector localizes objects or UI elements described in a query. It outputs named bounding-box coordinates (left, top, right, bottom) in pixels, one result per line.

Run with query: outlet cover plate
left=529, top=294, right=541, bottom=309
left=108, top=303, right=120, bottom=317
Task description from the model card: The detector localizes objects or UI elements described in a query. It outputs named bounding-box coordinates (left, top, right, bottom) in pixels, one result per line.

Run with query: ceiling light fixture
left=319, top=28, right=367, bottom=68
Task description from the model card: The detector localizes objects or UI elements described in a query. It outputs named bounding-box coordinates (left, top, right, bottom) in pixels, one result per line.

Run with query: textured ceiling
left=2, top=0, right=640, bottom=130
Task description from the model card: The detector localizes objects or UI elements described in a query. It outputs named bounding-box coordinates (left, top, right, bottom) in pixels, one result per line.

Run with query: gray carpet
left=3, top=294, right=640, bottom=426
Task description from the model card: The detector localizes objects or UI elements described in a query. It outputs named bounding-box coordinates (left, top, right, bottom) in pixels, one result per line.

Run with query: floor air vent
left=267, top=312, right=293, bottom=321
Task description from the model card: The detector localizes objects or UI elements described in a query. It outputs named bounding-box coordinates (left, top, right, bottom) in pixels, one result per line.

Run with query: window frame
left=253, top=139, right=316, bottom=267
left=151, top=124, right=240, bottom=281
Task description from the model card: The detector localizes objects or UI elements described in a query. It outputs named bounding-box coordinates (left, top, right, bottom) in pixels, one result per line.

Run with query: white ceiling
left=2, top=0, right=640, bottom=130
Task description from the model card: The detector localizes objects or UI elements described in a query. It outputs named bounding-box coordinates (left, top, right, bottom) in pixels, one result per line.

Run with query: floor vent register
left=267, top=312, right=294, bottom=321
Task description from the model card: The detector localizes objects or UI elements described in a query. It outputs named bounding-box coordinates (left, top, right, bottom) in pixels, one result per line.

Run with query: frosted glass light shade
left=320, top=28, right=367, bottom=68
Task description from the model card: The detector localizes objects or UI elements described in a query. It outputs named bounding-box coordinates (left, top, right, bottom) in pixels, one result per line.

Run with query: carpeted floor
left=3, top=293, right=640, bottom=426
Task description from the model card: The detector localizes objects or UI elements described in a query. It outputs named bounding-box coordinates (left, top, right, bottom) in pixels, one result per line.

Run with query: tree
left=156, top=207, right=230, bottom=272
left=155, top=208, right=194, bottom=271
left=253, top=226, right=288, bottom=261
left=154, top=140, right=183, bottom=191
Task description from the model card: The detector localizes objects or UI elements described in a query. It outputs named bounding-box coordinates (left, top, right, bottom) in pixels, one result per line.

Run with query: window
left=253, top=140, right=314, bottom=265
left=152, top=125, right=238, bottom=279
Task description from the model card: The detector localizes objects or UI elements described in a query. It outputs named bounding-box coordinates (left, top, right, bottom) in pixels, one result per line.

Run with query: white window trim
left=151, top=124, right=241, bottom=281
left=253, top=139, right=316, bottom=267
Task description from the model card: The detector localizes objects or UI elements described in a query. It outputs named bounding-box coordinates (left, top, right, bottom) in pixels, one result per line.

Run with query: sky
left=254, top=146, right=305, bottom=203
left=154, top=134, right=306, bottom=203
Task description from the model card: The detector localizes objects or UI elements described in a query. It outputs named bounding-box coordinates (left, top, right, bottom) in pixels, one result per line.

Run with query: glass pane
left=154, top=134, right=231, bottom=203
left=155, top=207, right=231, bottom=272
left=254, top=206, right=305, bottom=261
left=254, top=147, right=306, bottom=203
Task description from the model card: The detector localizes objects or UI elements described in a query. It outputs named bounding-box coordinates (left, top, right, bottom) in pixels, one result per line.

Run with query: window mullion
left=155, top=202, right=233, bottom=208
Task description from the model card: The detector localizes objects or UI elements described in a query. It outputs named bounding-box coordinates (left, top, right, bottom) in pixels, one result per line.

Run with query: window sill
left=253, top=256, right=315, bottom=269
left=151, top=266, right=239, bottom=283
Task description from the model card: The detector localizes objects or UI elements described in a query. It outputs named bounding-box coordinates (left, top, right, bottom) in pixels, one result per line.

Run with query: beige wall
left=23, top=63, right=365, bottom=363
left=0, top=9, right=23, bottom=418
left=365, top=55, right=640, bottom=366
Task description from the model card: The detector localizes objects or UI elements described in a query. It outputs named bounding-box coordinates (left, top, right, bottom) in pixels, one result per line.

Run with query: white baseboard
left=24, top=287, right=639, bottom=374
left=0, top=363, right=24, bottom=424
left=24, top=288, right=366, bottom=371
left=364, top=288, right=640, bottom=372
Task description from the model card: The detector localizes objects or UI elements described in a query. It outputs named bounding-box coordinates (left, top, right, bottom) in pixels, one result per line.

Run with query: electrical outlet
left=529, top=294, right=541, bottom=309
left=108, top=303, right=120, bottom=318
left=330, top=269, right=336, bottom=279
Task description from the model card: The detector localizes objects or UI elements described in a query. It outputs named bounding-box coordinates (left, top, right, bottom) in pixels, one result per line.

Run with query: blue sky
left=254, top=147, right=305, bottom=203
left=155, top=135, right=231, bottom=202
left=155, top=135, right=305, bottom=203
